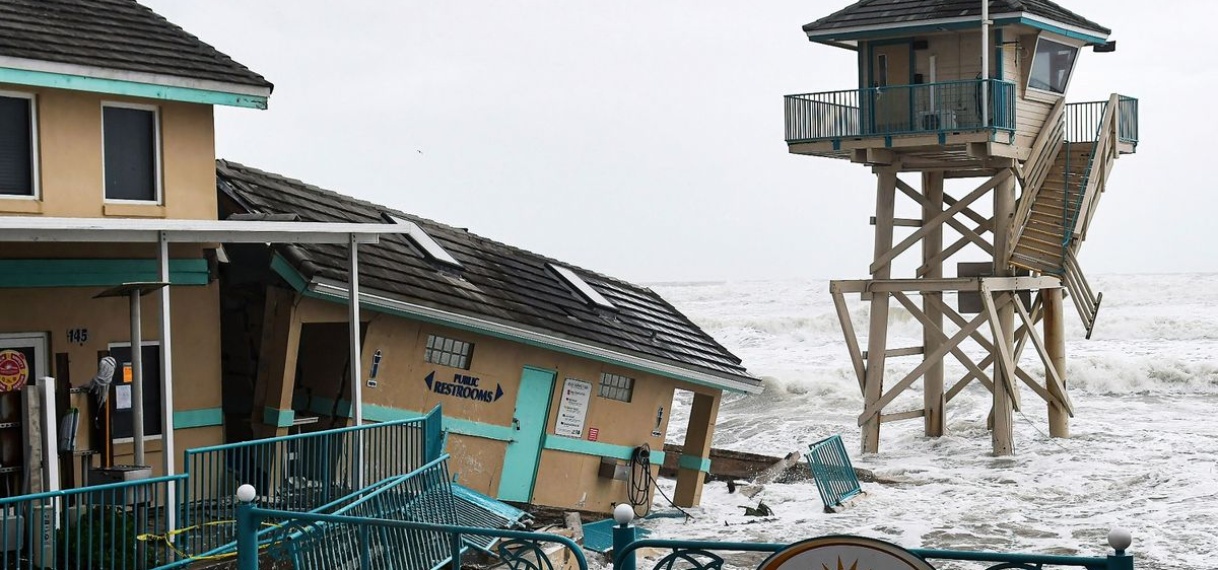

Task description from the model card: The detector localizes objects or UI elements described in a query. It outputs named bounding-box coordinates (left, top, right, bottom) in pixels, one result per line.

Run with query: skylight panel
left=549, top=263, right=615, bottom=310
left=383, top=214, right=462, bottom=268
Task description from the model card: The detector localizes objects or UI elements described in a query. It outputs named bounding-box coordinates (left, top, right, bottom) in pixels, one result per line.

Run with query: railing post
left=450, top=532, right=464, bottom=570
left=611, top=504, right=637, bottom=570
left=236, top=485, right=259, bottom=570
left=1106, top=528, right=1134, bottom=570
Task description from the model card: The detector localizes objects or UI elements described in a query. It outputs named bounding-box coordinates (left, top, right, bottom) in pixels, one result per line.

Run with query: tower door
left=497, top=366, right=555, bottom=503
left=871, top=43, right=912, bottom=133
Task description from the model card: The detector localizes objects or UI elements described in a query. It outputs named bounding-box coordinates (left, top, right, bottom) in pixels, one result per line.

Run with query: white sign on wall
left=554, top=378, right=592, bottom=438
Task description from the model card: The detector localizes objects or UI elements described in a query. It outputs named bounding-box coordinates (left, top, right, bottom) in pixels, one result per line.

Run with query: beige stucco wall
left=0, top=83, right=216, bottom=219
left=291, top=296, right=724, bottom=513
left=0, top=282, right=224, bottom=476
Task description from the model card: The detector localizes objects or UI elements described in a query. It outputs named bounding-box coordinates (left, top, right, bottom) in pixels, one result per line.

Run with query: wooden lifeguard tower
left=784, top=0, right=1138, bottom=455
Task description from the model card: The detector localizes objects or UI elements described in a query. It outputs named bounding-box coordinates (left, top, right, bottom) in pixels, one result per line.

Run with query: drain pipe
left=981, top=0, right=990, bottom=128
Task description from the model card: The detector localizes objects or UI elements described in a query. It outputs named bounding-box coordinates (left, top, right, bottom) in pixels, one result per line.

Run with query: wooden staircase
left=1008, top=94, right=1132, bottom=338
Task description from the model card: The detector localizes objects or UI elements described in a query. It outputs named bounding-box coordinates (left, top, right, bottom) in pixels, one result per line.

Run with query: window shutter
left=0, top=96, right=33, bottom=196
left=103, top=106, right=158, bottom=201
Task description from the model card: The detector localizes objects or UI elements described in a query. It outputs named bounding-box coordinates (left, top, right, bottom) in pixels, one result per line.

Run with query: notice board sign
left=554, top=378, right=591, bottom=438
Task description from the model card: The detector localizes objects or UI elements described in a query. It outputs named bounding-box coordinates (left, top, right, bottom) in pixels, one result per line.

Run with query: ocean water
left=642, top=274, right=1218, bottom=570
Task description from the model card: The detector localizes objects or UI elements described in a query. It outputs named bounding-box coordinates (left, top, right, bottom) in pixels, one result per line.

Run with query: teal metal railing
left=178, top=407, right=443, bottom=558
left=1117, top=96, right=1139, bottom=144
left=1064, top=100, right=1107, bottom=143
left=0, top=474, right=185, bottom=569
left=804, top=435, right=861, bottom=510
left=784, top=79, right=1016, bottom=143
left=234, top=502, right=587, bottom=570
left=1064, top=97, right=1139, bottom=145
left=615, top=535, right=1135, bottom=570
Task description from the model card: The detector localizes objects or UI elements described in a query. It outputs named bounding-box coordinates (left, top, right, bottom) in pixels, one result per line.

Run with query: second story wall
left=0, top=84, right=216, bottom=220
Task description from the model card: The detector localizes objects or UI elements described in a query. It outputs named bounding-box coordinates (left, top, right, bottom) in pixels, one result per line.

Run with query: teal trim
left=274, top=261, right=753, bottom=394
left=542, top=436, right=667, bottom=465
left=444, top=416, right=516, bottom=442
left=0, top=67, right=268, bottom=109
left=1014, top=16, right=1108, bottom=45
left=302, top=397, right=516, bottom=442
left=995, top=28, right=1004, bottom=80
left=856, top=44, right=865, bottom=90
left=810, top=17, right=1106, bottom=45
left=0, top=258, right=209, bottom=288
left=173, top=407, right=223, bottom=429
left=270, top=253, right=309, bottom=291
left=263, top=407, right=295, bottom=428
left=677, top=454, right=711, bottom=473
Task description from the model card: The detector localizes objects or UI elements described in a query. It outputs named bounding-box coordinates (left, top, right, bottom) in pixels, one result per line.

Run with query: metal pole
left=131, top=288, right=145, bottom=465
left=612, top=520, right=637, bottom=570
left=981, top=0, right=990, bottom=127
left=349, top=233, right=363, bottom=427
left=157, top=231, right=177, bottom=533
left=236, top=499, right=257, bottom=570
left=349, top=234, right=364, bottom=488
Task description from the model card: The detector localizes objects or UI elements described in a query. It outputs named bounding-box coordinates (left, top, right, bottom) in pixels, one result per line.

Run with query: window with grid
left=598, top=372, right=634, bottom=403
left=424, top=334, right=473, bottom=369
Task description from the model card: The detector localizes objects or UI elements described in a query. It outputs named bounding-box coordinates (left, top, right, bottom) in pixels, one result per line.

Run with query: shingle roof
left=804, top=0, right=1110, bottom=38
left=0, top=0, right=271, bottom=89
left=215, top=160, right=758, bottom=390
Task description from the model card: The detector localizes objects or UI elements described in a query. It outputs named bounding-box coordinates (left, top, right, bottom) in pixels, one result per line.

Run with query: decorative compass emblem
left=759, top=535, right=936, bottom=570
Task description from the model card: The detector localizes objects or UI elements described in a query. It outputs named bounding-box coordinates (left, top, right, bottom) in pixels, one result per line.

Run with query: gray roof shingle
left=215, top=160, right=758, bottom=390
left=805, top=0, right=1110, bottom=38
left=0, top=0, right=271, bottom=89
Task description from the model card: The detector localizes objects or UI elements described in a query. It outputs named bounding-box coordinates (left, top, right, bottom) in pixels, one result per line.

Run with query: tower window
left=1028, top=37, right=1080, bottom=95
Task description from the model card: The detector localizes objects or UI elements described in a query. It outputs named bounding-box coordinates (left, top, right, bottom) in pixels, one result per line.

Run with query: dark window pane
left=104, top=106, right=157, bottom=201
left=1029, top=39, right=1078, bottom=95
left=0, top=96, right=33, bottom=196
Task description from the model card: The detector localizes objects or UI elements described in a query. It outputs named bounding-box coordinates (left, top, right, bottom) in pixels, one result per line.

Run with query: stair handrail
left=1008, top=98, right=1066, bottom=262
left=1062, top=247, right=1103, bottom=338
left=1075, top=94, right=1122, bottom=242
left=1065, top=94, right=1119, bottom=245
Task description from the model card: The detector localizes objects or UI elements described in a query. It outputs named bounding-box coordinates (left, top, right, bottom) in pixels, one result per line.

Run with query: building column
left=1044, top=287, right=1069, bottom=437
left=862, top=169, right=897, bottom=453
left=252, top=286, right=302, bottom=438
left=673, top=391, right=720, bottom=507
left=156, top=231, right=177, bottom=532
left=921, top=171, right=945, bottom=437
left=991, top=170, right=1016, bottom=455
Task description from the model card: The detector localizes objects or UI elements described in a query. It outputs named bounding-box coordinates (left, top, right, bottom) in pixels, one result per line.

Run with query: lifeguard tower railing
left=784, top=79, right=1017, bottom=143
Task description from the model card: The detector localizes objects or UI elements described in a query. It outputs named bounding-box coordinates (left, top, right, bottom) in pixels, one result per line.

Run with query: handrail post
left=611, top=504, right=637, bottom=570
left=236, top=485, right=259, bottom=570
left=449, top=532, right=463, bottom=570
left=1106, top=528, right=1134, bottom=570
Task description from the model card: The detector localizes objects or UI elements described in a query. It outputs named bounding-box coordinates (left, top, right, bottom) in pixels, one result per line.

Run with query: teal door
left=497, top=367, right=556, bottom=502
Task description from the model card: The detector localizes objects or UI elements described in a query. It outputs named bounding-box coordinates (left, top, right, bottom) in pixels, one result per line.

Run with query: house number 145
left=67, top=328, right=89, bottom=345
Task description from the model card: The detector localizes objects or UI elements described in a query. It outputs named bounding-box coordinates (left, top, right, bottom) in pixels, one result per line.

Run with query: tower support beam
left=862, top=169, right=897, bottom=453
left=1044, top=287, right=1070, bottom=437
left=990, top=170, right=1017, bottom=455
left=921, top=171, right=945, bottom=436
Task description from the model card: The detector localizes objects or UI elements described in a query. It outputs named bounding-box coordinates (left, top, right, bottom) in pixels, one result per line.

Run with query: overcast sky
left=144, top=1, right=1213, bottom=283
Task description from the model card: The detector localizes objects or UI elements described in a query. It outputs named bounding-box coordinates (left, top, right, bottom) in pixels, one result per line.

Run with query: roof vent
left=548, top=263, right=616, bottom=310
left=382, top=213, right=462, bottom=269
